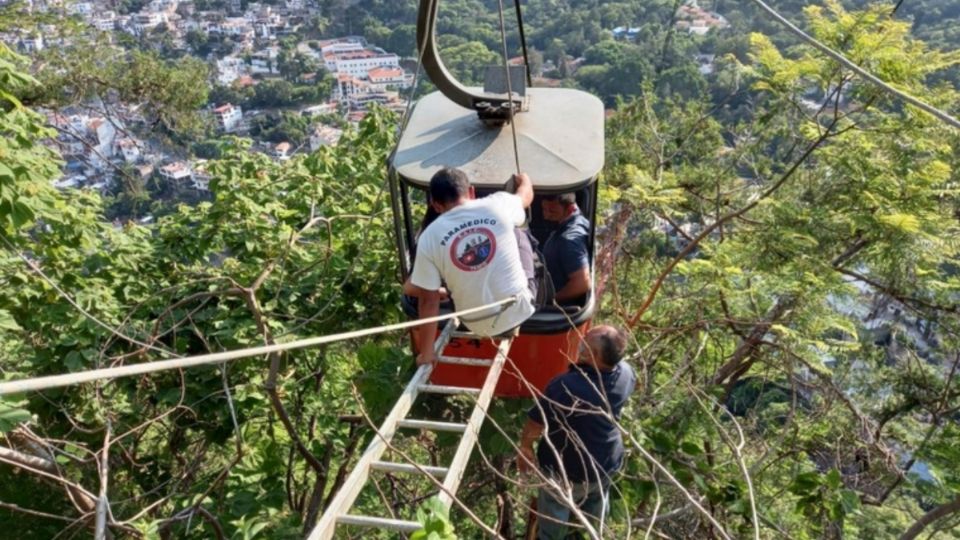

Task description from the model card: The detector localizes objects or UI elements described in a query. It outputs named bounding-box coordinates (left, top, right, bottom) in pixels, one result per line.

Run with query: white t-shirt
left=410, top=192, right=536, bottom=337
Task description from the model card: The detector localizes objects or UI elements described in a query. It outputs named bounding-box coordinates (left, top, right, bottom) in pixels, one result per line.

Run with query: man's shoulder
left=612, top=362, right=638, bottom=393
left=478, top=192, right=522, bottom=213
left=419, top=219, right=446, bottom=244
left=561, top=215, right=590, bottom=240
left=546, top=368, right=591, bottom=396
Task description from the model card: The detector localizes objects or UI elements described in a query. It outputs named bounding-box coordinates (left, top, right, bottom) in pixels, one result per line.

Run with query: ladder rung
left=371, top=460, right=448, bottom=476
left=336, top=514, right=421, bottom=532
left=397, top=419, right=467, bottom=432
left=419, top=384, right=481, bottom=396
left=438, top=355, right=493, bottom=367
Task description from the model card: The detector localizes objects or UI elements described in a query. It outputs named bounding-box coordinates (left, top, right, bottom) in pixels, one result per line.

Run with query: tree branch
left=899, top=495, right=960, bottom=540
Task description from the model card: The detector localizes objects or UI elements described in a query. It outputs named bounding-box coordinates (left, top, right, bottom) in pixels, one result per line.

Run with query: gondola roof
left=390, top=88, right=604, bottom=193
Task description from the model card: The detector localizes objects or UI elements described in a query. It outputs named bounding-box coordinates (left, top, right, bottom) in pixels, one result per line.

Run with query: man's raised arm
left=513, top=172, right=534, bottom=209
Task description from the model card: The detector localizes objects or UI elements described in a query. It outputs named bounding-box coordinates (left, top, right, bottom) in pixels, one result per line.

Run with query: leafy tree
left=438, top=39, right=500, bottom=85
left=277, top=50, right=322, bottom=83
left=2, top=46, right=406, bottom=534
left=249, top=111, right=311, bottom=146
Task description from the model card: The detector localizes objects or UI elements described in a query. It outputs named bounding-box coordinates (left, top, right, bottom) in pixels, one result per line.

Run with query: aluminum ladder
left=307, top=318, right=513, bottom=539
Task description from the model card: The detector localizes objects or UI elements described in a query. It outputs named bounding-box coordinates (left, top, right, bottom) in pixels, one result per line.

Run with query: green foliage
left=1, top=39, right=404, bottom=533
left=438, top=39, right=500, bottom=85
left=0, top=45, right=62, bottom=233
left=238, top=77, right=333, bottom=109
left=0, top=400, right=31, bottom=433
left=412, top=497, right=457, bottom=540
left=4, top=1, right=960, bottom=538
left=249, top=111, right=312, bottom=146
left=32, top=45, right=209, bottom=138
left=598, top=3, right=960, bottom=538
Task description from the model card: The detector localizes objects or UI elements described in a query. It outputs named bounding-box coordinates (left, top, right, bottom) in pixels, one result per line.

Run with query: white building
left=212, top=103, right=243, bottom=133
left=302, top=102, right=339, bottom=117
left=309, top=125, right=343, bottom=151
left=91, top=11, right=117, bottom=32
left=273, top=142, right=291, bottom=160
left=332, top=73, right=370, bottom=102
left=129, top=12, right=166, bottom=35
left=216, top=56, right=245, bottom=86
left=116, top=138, right=142, bottom=164
left=147, top=0, right=179, bottom=13
left=347, top=92, right=391, bottom=111
left=67, top=2, right=94, bottom=16
left=191, top=160, right=212, bottom=191
left=317, top=38, right=365, bottom=56
left=249, top=46, right=280, bottom=75
left=18, top=34, right=44, bottom=52
left=324, top=50, right=400, bottom=79
left=159, top=161, right=192, bottom=183
left=54, top=175, right=85, bottom=189
left=696, top=54, right=716, bottom=75
left=367, top=66, right=408, bottom=91
left=675, top=4, right=729, bottom=35
left=86, top=117, right=117, bottom=169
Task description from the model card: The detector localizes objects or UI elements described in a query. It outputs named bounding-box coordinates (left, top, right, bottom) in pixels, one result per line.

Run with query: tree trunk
left=593, top=203, right=633, bottom=308
left=711, top=297, right=794, bottom=386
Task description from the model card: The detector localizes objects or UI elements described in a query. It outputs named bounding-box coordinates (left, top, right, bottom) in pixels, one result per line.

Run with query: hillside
left=1, top=0, right=960, bottom=539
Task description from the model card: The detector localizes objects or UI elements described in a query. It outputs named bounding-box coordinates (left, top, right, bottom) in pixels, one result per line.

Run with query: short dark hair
left=430, top=167, right=471, bottom=204
left=543, top=192, right=577, bottom=206
left=597, top=327, right=627, bottom=366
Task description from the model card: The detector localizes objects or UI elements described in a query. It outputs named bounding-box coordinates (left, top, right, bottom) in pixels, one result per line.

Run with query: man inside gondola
left=540, top=192, right=591, bottom=305
left=405, top=167, right=537, bottom=365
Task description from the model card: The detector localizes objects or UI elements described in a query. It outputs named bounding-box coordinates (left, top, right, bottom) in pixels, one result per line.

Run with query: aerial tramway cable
left=497, top=0, right=522, bottom=175
left=749, top=0, right=960, bottom=130
left=514, top=0, right=532, bottom=86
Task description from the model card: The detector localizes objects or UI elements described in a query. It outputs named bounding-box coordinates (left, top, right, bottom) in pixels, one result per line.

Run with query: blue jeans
left=537, top=479, right=609, bottom=540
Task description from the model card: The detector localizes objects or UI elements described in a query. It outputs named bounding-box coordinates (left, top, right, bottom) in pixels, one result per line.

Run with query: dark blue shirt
left=542, top=209, right=590, bottom=294
left=528, top=361, right=636, bottom=483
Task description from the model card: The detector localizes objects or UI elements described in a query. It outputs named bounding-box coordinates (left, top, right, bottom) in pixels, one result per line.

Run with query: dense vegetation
left=2, top=1, right=960, bottom=539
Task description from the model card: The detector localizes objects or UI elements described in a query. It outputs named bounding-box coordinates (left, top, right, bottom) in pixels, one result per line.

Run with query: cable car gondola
left=389, top=0, right=604, bottom=397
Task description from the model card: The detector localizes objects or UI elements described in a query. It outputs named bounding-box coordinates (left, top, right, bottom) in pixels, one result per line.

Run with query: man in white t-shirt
left=406, top=167, right=537, bottom=365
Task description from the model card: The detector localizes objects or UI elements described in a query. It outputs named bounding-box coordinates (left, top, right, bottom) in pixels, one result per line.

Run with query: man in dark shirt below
left=517, top=325, right=636, bottom=539
left=541, top=193, right=591, bottom=304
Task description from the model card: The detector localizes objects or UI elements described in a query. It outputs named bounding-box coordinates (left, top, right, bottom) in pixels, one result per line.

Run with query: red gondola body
left=410, top=322, right=591, bottom=397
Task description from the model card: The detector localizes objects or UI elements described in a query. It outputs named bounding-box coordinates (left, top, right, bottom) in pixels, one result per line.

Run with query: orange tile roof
left=368, top=67, right=404, bottom=79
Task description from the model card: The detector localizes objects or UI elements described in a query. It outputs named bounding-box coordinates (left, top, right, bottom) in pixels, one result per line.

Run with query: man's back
left=529, top=361, right=636, bottom=484
left=411, top=192, right=536, bottom=336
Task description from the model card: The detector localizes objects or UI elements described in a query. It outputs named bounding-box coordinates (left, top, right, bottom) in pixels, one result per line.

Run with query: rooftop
left=368, top=67, right=404, bottom=79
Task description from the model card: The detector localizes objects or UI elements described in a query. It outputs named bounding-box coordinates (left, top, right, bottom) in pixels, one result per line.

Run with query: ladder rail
left=437, top=337, right=512, bottom=507
left=335, top=515, right=422, bottom=532
left=307, top=319, right=458, bottom=540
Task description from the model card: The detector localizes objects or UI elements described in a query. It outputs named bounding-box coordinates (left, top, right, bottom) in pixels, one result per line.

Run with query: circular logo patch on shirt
left=450, top=227, right=497, bottom=271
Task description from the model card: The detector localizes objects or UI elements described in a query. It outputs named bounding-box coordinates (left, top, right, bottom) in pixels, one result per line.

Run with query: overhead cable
left=513, top=0, right=532, bottom=86
left=0, top=296, right=519, bottom=396
left=748, top=0, right=960, bottom=130
left=496, top=0, right=522, bottom=174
